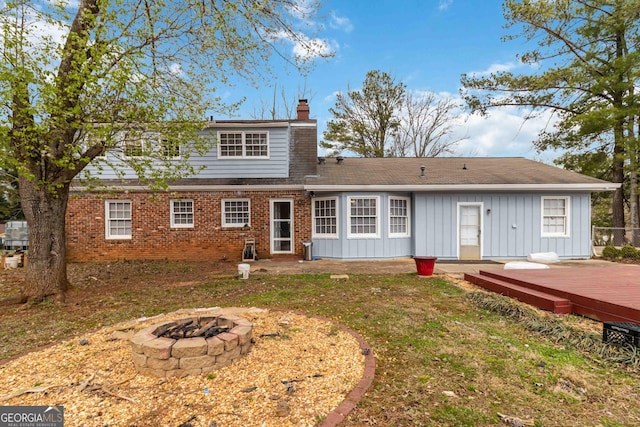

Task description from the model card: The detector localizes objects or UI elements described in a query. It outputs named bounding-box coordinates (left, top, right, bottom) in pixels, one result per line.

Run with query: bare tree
left=390, top=92, right=466, bottom=157
left=251, top=81, right=315, bottom=120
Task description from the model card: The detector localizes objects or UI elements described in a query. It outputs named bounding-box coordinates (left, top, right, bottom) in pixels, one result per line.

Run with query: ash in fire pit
left=129, top=314, right=253, bottom=378
left=154, top=319, right=230, bottom=340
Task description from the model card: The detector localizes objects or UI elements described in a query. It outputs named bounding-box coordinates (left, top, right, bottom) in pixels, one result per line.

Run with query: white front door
left=459, top=204, right=481, bottom=260
left=270, top=199, right=293, bottom=254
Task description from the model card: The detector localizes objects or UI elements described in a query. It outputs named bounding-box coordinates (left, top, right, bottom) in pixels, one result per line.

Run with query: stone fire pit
left=129, top=314, right=253, bottom=378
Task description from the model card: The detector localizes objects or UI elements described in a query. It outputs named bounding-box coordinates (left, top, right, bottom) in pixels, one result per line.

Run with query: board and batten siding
left=83, top=126, right=290, bottom=180
left=413, top=192, right=592, bottom=260
left=312, top=191, right=592, bottom=260
left=311, top=193, right=413, bottom=260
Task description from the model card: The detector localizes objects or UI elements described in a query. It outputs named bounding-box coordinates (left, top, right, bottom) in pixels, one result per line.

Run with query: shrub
left=601, top=245, right=620, bottom=259
left=620, top=245, right=640, bottom=259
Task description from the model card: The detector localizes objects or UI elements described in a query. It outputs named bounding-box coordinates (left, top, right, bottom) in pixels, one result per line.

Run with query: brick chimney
left=296, top=99, right=310, bottom=120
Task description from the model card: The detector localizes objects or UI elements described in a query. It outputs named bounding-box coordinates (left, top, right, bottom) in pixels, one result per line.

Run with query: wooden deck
left=464, top=266, right=640, bottom=323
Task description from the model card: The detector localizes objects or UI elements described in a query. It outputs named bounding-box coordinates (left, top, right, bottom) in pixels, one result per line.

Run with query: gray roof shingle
left=305, top=157, right=615, bottom=190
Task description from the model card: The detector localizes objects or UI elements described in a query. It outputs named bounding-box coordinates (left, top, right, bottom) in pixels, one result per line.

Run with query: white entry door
left=270, top=200, right=293, bottom=254
left=459, top=204, right=481, bottom=260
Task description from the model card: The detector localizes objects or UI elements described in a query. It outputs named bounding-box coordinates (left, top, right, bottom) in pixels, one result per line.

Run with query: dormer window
left=161, top=138, right=181, bottom=159
left=120, top=133, right=181, bottom=159
left=123, top=139, right=145, bottom=158
left=218, top=131, right=269, bottom=158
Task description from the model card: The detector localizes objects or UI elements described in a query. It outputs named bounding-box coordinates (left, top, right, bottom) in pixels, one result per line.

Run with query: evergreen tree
left=461, top=0, right=640, bottom=239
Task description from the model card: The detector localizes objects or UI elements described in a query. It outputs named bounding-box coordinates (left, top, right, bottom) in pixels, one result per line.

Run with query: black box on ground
left=603, top=322, right=640, bottom=347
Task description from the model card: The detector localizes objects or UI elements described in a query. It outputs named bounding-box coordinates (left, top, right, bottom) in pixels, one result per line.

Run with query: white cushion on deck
left=504, top=261, right=550, bottom=270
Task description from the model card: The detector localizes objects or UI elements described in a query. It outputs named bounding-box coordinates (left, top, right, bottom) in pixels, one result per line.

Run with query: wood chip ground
left=0, top=308, right=365, bottom=426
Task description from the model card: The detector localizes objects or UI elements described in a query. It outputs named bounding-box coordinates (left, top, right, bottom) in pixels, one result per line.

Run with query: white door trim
left=270, top=199, right=294, bottom=254
left=457, top=202, right=483, bottom=260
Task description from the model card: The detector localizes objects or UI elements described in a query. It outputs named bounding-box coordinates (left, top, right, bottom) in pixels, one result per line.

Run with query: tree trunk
left=18, top=177, right=70, bottom=303
left=630, top=168, right=639, bottom=245
left=612, top=121, right=626, bottom=245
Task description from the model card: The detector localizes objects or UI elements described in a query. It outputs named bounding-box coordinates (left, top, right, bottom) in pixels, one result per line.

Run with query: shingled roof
left=305, top=157, right=617, bottom=192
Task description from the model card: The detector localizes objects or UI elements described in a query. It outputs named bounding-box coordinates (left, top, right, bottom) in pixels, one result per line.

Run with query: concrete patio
left=249, top=257, right=618, bottom=277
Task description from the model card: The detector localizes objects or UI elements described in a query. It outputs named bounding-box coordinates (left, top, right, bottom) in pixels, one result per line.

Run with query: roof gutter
left=71, top=184, right=305, bottom=193
left=304, top=183, right=621, bottom=192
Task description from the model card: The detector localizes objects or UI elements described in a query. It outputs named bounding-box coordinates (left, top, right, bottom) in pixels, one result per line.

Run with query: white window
left=219, top=132, right=243, bottom=157
left=389, top=197, right=410, bottom=237
left=171, top=199, right=194, bottom=228
left=222, top=199, right=250, bottom=227
left=313, top=197, right=338, bottom=238
left=218, top=131, right=268, bottom=158
left=348, top=196, right=379, bottom=238
left=85, top=134, right=108, bottom=159
left=105, top=201, right=132, bottom=239
left=161, top=138, right=181, bottom=159
left=542, top=197, right=570, bottom=237
left=122, top=139, right=145, bottom=158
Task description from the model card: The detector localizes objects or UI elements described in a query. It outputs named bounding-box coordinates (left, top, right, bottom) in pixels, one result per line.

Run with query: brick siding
left=66, top=190, right=312, bottom=262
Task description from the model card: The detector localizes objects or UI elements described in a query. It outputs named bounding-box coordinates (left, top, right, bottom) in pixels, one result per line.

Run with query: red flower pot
left=413, top=256, right=437, bottom=276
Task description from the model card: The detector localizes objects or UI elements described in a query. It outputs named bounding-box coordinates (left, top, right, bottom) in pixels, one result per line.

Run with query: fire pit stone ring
left=129, top=314, right=253, bottom=378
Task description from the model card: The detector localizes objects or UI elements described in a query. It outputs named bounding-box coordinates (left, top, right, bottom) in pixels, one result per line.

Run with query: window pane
left=162, top=138, right=180, bottom=158
left=389, top=198, right=408, bottom=235
left=219, top=133, right=243, bottom=157
left=107, top=202, right=131, bottom=238
left=223, top=200, right=250, bottom=226
left=314, top=199, right=337, bottom=236
left=273, top=240, right=291, bottom=251
left=245, top=133, right=268, bottom=157
left=350, top=198, right=377, bottom=236
left=543, top=198, right=568, bottom=236
left=123, top=140, right=143, bottom=157
left=273, top=220, right=291, bottom=238
left=172, top=200, right=193, bottom=227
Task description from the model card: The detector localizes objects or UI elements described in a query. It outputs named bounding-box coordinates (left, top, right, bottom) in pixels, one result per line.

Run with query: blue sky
left=222, top=0, right=562, bottom=162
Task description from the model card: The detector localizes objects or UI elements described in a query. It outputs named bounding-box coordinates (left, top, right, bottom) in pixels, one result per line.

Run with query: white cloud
left=438, top=0, right=453, bottom=11
left=468, top=61, right=519, bottom=76
left=270, top=30, right=334, bottom=61
left=168, top=63, right=183, bottom=77
left=323, top=91, right=341, bottom=104
left=330, top=12, right=353, bottom=33
left=287, top=0, right=317, bottom=19
left=295, top=36, right=333, bottom=60
left=19, top=6, right=68, bottom=51
left=466, top=60, right=542, bottom=78
left=45, top=0, right=80, bottom=8
left=450, top=106, right=560, bottom=162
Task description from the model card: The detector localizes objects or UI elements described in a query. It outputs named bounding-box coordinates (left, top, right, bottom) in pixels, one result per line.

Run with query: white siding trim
left=71, top=185, right=305, bottom=193
left=305, top=183, right=619, bottom=192
left=205, top=121, right=289, bottom=129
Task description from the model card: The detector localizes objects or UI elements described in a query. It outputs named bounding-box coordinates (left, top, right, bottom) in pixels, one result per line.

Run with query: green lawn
left=1, top=262, right=639, bottom=426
